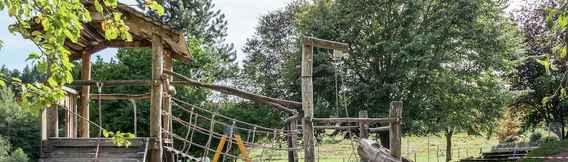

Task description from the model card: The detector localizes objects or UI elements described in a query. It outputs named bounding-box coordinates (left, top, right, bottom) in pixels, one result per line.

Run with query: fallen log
left=358, top=139, right=411, bottom=162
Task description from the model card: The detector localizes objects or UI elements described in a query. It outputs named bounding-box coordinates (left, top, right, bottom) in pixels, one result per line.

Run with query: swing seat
left=39, top=137, right=150, bottom=162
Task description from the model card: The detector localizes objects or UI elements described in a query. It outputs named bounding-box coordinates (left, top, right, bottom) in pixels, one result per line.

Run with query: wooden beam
left=149, top=33, right=164, bottom=162
left=369, top=126, right=390, bottom=133
left=313, top=117, right=394, bottom=124
left=89, top=93, right=150, bottom=100
left=163, top=51, right=173, bottom=145
left=71, top=80, right=153, bottom=86
left=302, top=40, right=316, bottom=162
left=164, top=70, right=301, bottom=111
left=303, top=37, right=349, bottom=51
left=79, top=53, right=91, bottom=138
left=389, top=101, right=402, bottom=159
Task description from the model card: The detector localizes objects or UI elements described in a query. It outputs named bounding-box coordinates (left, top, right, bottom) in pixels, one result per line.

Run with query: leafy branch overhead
left=0, top=0, right=164, bottom=106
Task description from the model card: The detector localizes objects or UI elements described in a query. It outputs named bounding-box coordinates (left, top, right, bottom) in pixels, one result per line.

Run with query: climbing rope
left=129, top=99, right=137, bottom=136
left=96, top=82, right=103, bottom=137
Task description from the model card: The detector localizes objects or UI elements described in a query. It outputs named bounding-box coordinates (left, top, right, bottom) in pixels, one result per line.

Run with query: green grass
left=523, top=140, right=568, bottom=162
left=243, top=133, right=499, bottom=162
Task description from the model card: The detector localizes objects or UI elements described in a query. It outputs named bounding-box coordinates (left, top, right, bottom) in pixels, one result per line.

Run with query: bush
left=529, top=132, right=542, bottom=143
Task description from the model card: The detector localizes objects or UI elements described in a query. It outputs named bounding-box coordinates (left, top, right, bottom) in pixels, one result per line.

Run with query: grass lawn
left=244, top=133, right=499, bottom=162
left=523, top=140, right=568, bottom=162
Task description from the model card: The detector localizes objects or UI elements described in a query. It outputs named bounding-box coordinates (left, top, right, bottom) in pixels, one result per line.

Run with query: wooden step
left=39, top=138, right=151, bottom=162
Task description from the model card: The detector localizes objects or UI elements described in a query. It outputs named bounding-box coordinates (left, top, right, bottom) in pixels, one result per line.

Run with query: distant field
left=244, top=133, right=500, bottom=162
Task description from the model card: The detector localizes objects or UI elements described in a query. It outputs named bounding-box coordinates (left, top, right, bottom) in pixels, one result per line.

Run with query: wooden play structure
left=37, top=2, right=405, bottom=162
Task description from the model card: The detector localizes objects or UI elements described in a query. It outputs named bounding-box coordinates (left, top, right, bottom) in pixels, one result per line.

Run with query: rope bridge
left=161, top=97, right=304, bottom=162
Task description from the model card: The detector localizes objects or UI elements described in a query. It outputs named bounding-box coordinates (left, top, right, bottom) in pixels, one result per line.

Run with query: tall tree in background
left=241, top=1, right=522, bottom=161
left=509, top=0, right=568, bottom=139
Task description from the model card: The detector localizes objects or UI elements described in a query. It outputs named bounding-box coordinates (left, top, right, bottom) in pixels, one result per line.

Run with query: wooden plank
left=369, top=126, right=390, bottom=133
left=302, top=41, right=316, bottom=162
left=72, top=80, right=153, bottom=86
left=359, top=110, right=369, bottom=139
left=89, top=93, right=150, bottom=100
left=313, top=117, right=394, bottom=124
left=165, top=71, right=301, bottom=111
left=79, top=53, right=91, bottom=138
left=389, top=101, right=402, bottom=159
left=149, top=33, right=164, bottom=162
left=303, top=37, right=349, bottom=51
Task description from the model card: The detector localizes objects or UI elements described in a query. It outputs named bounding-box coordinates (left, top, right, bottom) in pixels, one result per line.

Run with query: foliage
left=496, top=107, right=522, bottom=142
left=523, top=140, right=568, bottom=162
left=102, top=130, right=136, bottom=147
left=240, top=1, right=521, bottom=161
left=0, top=0, right=164, bottom=107
left=0, top=87, right=40, bottom=160
left=509, top=0, right=568, bottom=138
left=0, top=135, right=30, bottom=162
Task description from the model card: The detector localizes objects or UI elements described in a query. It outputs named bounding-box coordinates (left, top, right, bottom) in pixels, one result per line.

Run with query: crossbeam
left=90, top=93, right=150, bottom=100
left=303, top=37, right=349, bottom=51
left=313, top=118, right=394, bottom=124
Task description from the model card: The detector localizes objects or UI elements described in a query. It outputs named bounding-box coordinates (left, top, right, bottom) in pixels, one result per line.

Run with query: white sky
left=0, top=0, right=291, bottom=70
left=0, top=0, right=526, bottom=70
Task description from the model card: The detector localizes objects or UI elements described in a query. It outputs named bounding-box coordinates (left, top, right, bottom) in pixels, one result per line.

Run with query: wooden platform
left=39, top=138, right=150, bottom=162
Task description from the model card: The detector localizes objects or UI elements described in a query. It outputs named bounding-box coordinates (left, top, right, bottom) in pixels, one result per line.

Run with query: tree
left=0, top=135, right=30, bottom=162
left=241, top=1, right=521, bottom=161
left=509, top=0, right=568, bottom=139
left=0, top=0, right=164, bottom=105
left=0, top=88, right=39, bottom=160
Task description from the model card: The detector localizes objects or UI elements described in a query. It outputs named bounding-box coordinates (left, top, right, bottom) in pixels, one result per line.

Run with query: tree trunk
left=445, top=130, right=453, bottom=162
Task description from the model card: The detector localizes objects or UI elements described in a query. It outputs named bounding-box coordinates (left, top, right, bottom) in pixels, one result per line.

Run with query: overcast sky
left=0, top=0, right=291, bottom=70
left=0, top=0, right=527, bottom=70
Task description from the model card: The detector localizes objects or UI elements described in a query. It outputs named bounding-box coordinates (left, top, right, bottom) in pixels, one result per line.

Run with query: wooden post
left=163, top=51, right=173, bottom=145
left=150, top=33, right=164, bottom=162
left=302, top=38, right=316, bottom=162
left=287, top=119, right=298, bottom=162
left=359, top=110, right=369, bottom=139
left=389, top=101, right=402, bottom=159
left=41, top=106, right=58, bottom=140
left=64, top=95, right=76, bottom=138
left=79, top=52, right=91, bottom=138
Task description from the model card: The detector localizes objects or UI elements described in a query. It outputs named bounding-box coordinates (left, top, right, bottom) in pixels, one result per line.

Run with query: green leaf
left=95, top=0, right=103, bottom=13
left=536, top=57, right=551, bottom=75
left=147, top=1, right=165, bottom=16
left=559, top=15, right=568, bottom=28
left=26, top=52, right=40, bottom=61
left=0, top=80, right=5, bottom=87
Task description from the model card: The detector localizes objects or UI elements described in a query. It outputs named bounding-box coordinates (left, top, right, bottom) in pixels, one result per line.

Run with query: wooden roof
left=63, top=1, right=191, bottom=62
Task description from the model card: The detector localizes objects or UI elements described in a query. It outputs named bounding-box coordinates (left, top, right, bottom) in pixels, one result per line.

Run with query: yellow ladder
left=212, top=134, right=251, bottom=162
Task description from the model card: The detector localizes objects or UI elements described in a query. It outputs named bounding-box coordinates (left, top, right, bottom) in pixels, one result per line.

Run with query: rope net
left=163, top=97, right=304, bottom=161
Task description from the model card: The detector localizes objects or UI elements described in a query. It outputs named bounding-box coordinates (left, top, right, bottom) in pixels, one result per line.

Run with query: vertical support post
left=71, top=95, right=77, bottom=138
left=287, top=119, right=298, bottom=162
left=150, top=33, right=164, bottom=162
left=79, top=52, right=91, bottom=138
left=41, top=106, right=58, bottom=140
left=163, top=51, right=173, bottom=145
left=302, top=38, right=316, bottom=162
left=64, top=95, right=75, bottom=138
left=390, top=101, right=403, bottom=159
left=359, top=110, right=369, bottom=139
